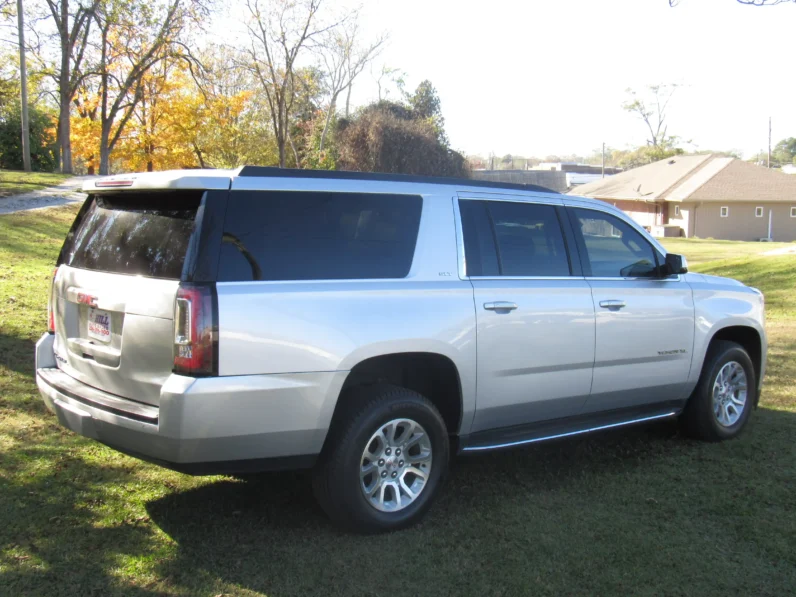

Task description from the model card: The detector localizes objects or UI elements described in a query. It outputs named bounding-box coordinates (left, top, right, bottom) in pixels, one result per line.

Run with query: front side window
left=218, top=191, right=422, bottom=281
left=459, top=199, right=571, bottom=277
left=570, top=208, right=659, bottom=278
left=720, top=206, right=729, bottom=217
left=674, top=205, right=680, bottom=217
left=755, top=206, right=764, bottom=217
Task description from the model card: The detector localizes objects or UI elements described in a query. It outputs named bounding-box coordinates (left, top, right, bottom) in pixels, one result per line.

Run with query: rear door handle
left=599, top=300, right=626, bottom=310
left=484, top=301, right=518, bottom=311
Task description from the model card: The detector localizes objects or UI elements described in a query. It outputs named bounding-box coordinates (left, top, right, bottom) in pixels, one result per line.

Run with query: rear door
left=460, top=196, right=596, bottom=432
left=52, top=191, right=206, bottom=405
left=565, top=206, right=695, bottom=413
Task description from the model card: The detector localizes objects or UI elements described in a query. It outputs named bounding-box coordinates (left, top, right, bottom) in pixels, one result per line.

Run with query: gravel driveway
left=0, top=176, right=92, bottom=215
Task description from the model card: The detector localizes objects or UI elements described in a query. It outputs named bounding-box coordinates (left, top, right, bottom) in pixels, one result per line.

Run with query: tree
left=773, top=137, right=796, bottom=166
left=243, top=0, right=332, bottom=168
left=41, top=0, right=99, bottom=174
left=373, top=64, right=405, bottom=103
left=316, top=13, right=384, bottom=152
left=623, top=84, right=681, bottom=149
left=408, top=79, right=448, bottom=145
left=92, top=0, right=203, bottom=174
left=0, top=101, right=57, bottom=170
left=336, top=99, right=467, bottom=177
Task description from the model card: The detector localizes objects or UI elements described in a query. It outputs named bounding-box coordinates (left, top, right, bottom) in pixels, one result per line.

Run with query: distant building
left=534, top=162, right=622, bottom=176
left=569, top=154, right=796, bottom=241
left=470, top=169, right=568, bottom=193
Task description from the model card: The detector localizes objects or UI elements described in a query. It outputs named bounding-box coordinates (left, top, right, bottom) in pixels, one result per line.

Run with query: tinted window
left=459, top=200, right=570, bottom=277
left=60, top=191, right=202, bottom=279
left=218, top=191, right=422, bottom=281
left=489, top=201, right=570, bottom=276
left=571, top=208, right=658, bottom=278
left=459, top=200, right=499, bottom=276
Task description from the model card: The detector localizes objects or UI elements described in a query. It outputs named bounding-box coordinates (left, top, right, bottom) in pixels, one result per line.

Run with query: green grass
left=664, top=237, right=794, bottom=267
left=1, top=208, right=795, bottom=596
left=0, top=170, right=72, bottom=198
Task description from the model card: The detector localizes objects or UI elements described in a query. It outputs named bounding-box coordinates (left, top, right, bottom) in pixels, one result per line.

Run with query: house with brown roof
left=568, top=154, right=796, bottom=241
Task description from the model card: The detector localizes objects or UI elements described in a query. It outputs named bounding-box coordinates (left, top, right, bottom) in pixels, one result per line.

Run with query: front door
left=459, top=197, right=596, bottom=433
left=566, top=206, right=695, bottom=413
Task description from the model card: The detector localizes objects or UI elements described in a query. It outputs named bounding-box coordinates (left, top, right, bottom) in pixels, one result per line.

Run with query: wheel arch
left=692, top=322, right=767, bottom=406
left=330, top=351, right=465, bottom=439
left=707, top=325, right=763, bottom=390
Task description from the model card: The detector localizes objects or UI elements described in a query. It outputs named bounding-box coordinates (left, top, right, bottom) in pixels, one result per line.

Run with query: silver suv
left=36, top=167, right=767, bottom=532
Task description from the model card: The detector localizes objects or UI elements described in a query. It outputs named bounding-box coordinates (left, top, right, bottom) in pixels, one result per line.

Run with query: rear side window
left=218, top=191, right=422, bottom=281
left=59, top=191, right=203, bottom=279
left=459, top=199, right=571, bottom=277
left=570, top=208, right=659, bottom=278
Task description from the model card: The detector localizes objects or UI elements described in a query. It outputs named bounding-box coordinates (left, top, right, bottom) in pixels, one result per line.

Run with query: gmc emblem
left=77, top=293, right=98, bottom=307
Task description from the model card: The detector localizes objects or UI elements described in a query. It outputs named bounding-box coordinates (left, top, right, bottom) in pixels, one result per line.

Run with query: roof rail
left=236, top=166, right=559, bottom=194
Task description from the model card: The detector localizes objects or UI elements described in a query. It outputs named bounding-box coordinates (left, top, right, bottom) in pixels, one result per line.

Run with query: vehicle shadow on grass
left=0, top=432, right=175, bottom=597
left=142, top=413, right=796, bottom=596
left=0, top=332, right=39, bottom=379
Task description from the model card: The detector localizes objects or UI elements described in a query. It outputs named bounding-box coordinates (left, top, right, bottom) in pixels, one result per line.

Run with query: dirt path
left=762, top=245, right=796, bottom=256
left=0, top=176, right=92, bottom=215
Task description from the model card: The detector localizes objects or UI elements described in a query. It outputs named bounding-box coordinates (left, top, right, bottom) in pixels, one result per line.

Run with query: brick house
left=568, top=154, right=796, bottom=241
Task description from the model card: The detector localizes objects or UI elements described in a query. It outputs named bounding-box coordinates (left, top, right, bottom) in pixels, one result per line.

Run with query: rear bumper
left=35, top=334, right=345, bottom=475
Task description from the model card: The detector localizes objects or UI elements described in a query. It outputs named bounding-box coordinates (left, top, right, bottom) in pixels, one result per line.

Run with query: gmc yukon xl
left=36, top=167, right=766, bottom=532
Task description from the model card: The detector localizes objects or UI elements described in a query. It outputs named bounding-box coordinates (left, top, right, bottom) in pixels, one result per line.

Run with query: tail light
left=47, top=267, right=59, bottom=333
left=173, top=283, right=218, bottom=376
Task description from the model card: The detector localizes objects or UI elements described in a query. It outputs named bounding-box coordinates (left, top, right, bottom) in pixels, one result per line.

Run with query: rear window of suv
left=218, top=191, right=422, bottom=281
left=59, top=191, right=203, bottom=279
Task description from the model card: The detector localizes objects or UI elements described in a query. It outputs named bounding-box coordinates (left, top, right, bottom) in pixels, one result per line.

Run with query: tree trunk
left=192, top=144, right=206, bottom=168
left=319, top=94, right=338, bottom=153
left=16, top=0, right=31, bottom=172
left=345, top=84, right=352, bottom=118
left=99, top=125, right=111, bottom=175
left=288, top=129, right=300, bottom=168
left=277, top=139, right=286, bottom=168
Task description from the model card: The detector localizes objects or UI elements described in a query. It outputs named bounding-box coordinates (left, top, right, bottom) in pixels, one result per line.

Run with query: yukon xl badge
left=658, top=349, right=687, bottom=356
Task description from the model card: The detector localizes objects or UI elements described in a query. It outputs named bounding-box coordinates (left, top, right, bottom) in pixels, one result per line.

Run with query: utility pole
left=601, top=142, right=605, bottom=178
left=17, top=0, right=32, bottom=172
left=768, top=116, right=771, bottom=169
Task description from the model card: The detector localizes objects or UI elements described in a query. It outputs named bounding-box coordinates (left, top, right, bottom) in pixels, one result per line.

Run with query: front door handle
left=484, top=301, right=518, bottom=311
left=599, top=300, right=626, bottom=310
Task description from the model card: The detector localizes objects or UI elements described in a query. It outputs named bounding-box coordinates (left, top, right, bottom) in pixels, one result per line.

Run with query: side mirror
left=664, top=253, right=688, bottom=276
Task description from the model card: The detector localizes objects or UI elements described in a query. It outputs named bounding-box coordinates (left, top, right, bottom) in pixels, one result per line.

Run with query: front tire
left=312, top=385, right=449, bottom=533
left=680, top=340, right=757, bottom=441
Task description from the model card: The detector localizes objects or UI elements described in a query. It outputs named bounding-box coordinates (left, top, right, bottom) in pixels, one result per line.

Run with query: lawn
left=664, top=237, right=794, bottom=267
left=0, top=170, right=72, bottom=199
left=1, top=205, right=795, bottom=596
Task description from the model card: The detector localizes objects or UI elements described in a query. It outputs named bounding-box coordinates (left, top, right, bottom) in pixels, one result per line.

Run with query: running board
left=461, top=403, right=682, bottom=453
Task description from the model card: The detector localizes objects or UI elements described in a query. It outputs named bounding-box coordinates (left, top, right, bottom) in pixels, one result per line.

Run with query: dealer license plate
left=87, top=308, right=112, bottom=343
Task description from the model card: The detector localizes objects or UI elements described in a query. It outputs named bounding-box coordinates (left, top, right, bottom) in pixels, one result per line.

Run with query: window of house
left=720, top=206, right=729, bottom=218
left=674, top=205, right=680, bottom=217
left=755, top=207, right=764, bottom=218
left=791, top=207, right=796, bottom=218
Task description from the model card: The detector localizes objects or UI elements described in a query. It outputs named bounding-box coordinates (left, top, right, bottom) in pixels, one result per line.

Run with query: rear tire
left=312, top=384, right=449, bottom=533
left=680, top=340, right=756, bottom=441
